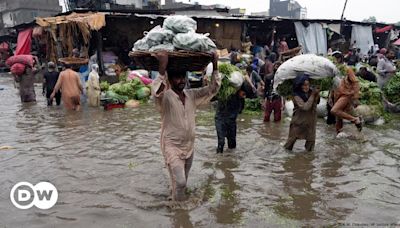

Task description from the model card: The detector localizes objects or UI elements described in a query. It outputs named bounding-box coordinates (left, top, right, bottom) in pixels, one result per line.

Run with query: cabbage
left=136, top=87, right=151, bottom=100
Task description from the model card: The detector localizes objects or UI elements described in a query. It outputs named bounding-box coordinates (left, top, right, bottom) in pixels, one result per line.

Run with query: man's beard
left=175, top=83, right=185, bottom=91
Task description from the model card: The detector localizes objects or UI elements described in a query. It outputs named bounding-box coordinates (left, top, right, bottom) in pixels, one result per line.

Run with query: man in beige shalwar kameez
left=151, top=52, right=221, bottom=201
left=51, top=65, right=83, bottom=111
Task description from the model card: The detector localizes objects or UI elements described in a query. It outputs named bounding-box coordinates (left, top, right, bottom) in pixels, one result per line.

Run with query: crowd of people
left=9, top=37, right=399, bottom=202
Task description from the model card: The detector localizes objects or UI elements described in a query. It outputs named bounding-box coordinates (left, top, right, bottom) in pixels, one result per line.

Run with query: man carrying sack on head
left=151, top=51, right=221, bottom=201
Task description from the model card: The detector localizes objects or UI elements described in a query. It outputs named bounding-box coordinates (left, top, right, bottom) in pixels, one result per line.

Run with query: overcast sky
left=165, top=0, right=400, bottom=23
left=60, top=0, right=400, bottom=23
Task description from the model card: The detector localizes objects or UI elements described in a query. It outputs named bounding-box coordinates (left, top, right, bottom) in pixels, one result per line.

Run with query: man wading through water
left=151, top=51, right=221, bottom=201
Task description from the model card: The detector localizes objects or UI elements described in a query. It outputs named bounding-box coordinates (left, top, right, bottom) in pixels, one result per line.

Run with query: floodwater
left=0, top=74, right=399, bottom=227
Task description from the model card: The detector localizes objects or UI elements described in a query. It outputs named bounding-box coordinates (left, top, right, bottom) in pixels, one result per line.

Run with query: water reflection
left=211, top=156, right=244, bottom=224
left=1, top=75, right=400, bottom=227
left=275, top=152, right=319, bottom=220
left=172, top=209, right=193, bottom=228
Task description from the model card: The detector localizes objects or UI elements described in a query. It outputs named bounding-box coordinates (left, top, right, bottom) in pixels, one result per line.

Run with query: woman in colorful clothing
left=330, top=68, right=362, bottom=134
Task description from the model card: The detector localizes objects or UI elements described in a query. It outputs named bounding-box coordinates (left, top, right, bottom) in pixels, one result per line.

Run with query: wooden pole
left=96, top=31, right=104, bottom=75
left=341, top=0, right=349, bottom=20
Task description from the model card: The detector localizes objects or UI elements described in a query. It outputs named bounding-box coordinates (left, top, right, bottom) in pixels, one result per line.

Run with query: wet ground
left=0, top=74, right=400, bottom=227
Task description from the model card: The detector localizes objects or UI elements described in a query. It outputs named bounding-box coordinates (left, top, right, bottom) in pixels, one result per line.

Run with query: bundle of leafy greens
left=100, top=81, right=110, bottom=91
left=217, top=63, right=240, bottom=102
left=119, top=71, right=129, bottom=82
left=383, top=72, right=400, bottom=105
left=358, top=77, right=384, bottom=117
left=276, top=77, right=334, bottom=97
left=242, top=98, right=263, bottom=115
left=358, top=77, right=383, bottom=106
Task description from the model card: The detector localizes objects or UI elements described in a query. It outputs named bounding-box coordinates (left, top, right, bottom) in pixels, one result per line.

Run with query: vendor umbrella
left=273, top=54, right=340, bottom=92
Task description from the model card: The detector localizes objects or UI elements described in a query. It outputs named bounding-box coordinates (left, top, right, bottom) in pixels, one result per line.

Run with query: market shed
left=35, top=12, right=106, bottom=63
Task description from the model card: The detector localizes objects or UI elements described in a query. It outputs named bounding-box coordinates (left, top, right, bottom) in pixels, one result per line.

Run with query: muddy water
left=0, top=74, right=399, bottom=227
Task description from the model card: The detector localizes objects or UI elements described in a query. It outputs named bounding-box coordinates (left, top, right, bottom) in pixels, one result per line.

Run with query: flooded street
left=1, top=74, right=400, bottom=227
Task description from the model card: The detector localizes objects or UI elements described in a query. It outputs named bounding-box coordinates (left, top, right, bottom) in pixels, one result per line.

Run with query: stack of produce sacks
left=6, top=55, right=34, bottom=76
left=133, top=16, right=216, bottom=52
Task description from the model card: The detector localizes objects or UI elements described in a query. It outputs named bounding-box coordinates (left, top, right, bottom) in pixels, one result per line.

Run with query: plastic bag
left=317, top=97, right=327, bottom=118
left=145, top=26, right=175, bottom=46
left=354, top=105, right=381, bottom=123
left=285, top=100, right=294, bottom=117
left=125, top=100, right=140, bottom=108
left=133, top=26, right=175, bottom=51
left=133, top=38, right=150, bottom=51
left=173, top=32, right=216, bottom=52
left=128, top=71, right=153, bottom=85
left=229, top=71, right=244, bottom=89
left=149, top=43, right=174, bottom=52
left=163, top=16, right=197, bottom=33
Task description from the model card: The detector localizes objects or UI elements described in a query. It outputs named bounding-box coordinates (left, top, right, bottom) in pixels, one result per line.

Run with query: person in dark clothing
left=357, top=67, right=377, bottom=82
left=369, top=55, right=378, bottom=67
left=264, top=61, right=283, bottom=122
left=215, top=91, right=244, bottom=154
left=259, top=53, right=277, bottom=80
left=43, top=62, right=61, bottom=106
left=346, top=49, right=359, bottom=66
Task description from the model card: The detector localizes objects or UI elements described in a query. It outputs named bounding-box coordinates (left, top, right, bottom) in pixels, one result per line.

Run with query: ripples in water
left=0, top=75, right=400, bottom=227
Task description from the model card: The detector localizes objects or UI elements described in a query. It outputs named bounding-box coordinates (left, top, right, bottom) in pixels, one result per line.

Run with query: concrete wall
left=0, top=0, right=61, bottom=12
left=269, top=0, right=306, bottom=19
left=0, top=0, right=61, bottom=28
left=115, top=0, right=142, bottom=8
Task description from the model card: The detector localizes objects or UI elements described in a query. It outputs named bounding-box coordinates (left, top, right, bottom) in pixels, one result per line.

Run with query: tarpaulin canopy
left=294, top=22, right=327, bottom=55
left=375, top=25, right=393, bottom=33
left=351, top=25, right=374, bottom=55
left=36, top=12, right=106, bottom=31
left=36, top=12, right=106, bottom=63
left=15, top=28, right=32, bottom=55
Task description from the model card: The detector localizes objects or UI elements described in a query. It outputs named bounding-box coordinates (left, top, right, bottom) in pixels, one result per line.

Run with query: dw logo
left=10, top=182, right=58, bottom=210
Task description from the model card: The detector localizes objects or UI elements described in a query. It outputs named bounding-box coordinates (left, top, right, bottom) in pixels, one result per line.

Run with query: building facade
left=66, top=0, right=161, bottom=10
left=0, top=0, right=61, bottom=32
left=269, top=0, right=307, bottom=19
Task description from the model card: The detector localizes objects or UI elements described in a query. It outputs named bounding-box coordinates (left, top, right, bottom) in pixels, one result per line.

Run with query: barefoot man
left=151, top=52, right=220, bottom=201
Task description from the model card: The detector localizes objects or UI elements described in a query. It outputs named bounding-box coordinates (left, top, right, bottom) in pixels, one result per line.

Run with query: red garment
left=375, top=25, right=393, bottom=33
left=264, top=98, right=282, bottom=122
left=15, top=28, right=33, bottom=55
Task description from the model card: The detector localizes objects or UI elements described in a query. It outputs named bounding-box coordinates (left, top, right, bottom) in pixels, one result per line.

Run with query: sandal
left=355, top=117, right=363, bottom=132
